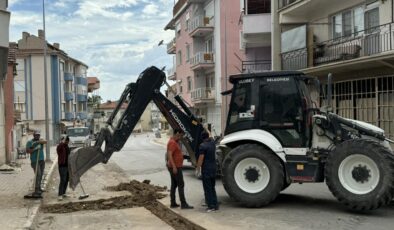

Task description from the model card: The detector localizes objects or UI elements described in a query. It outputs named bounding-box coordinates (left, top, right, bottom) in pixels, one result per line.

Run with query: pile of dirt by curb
left=41, top=180, right=205, bottom=230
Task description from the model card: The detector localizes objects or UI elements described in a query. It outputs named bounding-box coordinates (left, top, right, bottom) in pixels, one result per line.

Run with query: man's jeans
left=31, top=160, right=45, bottom=194
left=202, top=174, right=218, bottom=209
left=58, top=166, right=69, bottom=196
left=168, top=167, right=187, bottom=205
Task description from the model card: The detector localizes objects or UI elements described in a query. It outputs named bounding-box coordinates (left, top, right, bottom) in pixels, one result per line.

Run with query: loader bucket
left=68, top=146, right=106, bottom=190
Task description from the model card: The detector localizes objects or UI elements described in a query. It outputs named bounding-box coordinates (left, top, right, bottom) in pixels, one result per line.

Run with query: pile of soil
left=41, top=180, right=205, bottom=230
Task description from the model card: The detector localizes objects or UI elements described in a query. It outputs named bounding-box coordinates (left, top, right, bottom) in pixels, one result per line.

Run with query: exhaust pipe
left=327, top=73, right=332, bottom=112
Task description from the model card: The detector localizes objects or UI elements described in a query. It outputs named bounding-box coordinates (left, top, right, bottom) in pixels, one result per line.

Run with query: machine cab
left=225, top=72, right=313, bottom=148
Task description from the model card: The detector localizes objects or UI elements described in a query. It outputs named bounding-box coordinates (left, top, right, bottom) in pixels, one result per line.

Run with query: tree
left=88, top=95, right=102, bottom=108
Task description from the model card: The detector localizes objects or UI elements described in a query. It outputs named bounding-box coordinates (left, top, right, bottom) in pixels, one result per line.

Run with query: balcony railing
left=167, top=67, right=176, bottom=80
left=281, top=23, right=394, bottom=70
left=65, top=112, right=74, bottom=121
left=191, top=52, right=214, bottom=67
left=64, top=72, right=74, bottom=81
left=167, top=38, right=176, bottom=54
left=187, top=15, right=214, bottom=35
left=77, top=94, right=87, bottom=102
left=76, top=112, right=88, bottom=120
left=65, top=92, right=74, bottom=101
left=242, top=60, right=271, bottom=73
left=191, top=87, right=215, bottom=101
left=278, top=0, right=299, bottom=10
left=281, top=48, right=307, bottom=70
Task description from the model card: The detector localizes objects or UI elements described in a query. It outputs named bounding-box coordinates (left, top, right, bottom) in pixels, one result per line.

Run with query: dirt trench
left=41, top=180, right=205, bottom=230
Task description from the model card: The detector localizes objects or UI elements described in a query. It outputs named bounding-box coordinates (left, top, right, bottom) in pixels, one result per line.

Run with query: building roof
left=99, top=101, right=128, bottom=110
left=88, top=77, right=100, bottom=84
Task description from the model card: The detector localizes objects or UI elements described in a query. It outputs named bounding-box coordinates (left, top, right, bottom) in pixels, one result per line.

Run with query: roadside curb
left=23, top=156, right=58, bottom=230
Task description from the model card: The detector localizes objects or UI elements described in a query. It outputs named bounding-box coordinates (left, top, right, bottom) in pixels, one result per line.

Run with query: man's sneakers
left=170, top=203, right=180, bottom=208
left=58, top=196, right=63, bottom=201
left=206, top=207, right=219, bottom=213
left=180, top=204, right=194, bottom=209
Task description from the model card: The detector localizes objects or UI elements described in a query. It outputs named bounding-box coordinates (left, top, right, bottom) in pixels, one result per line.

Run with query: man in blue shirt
left=26, top=130, right=47, bottom=197
left=196, top=131, right=218, bottom=212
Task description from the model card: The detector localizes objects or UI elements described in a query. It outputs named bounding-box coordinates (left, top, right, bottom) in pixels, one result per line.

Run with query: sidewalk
left=0, top=146, right=58, bottom=229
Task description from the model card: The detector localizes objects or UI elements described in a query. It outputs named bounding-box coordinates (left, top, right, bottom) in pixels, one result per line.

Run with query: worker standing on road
left=26, top=130, right=47, bottom=197
left=166, top=128, right=194, bottom=209
left=56, top=136, right=71, bottom=201
left=196, top=131, right=218, bottom=212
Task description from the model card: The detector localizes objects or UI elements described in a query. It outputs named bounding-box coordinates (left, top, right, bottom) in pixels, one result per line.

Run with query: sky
left=8, top=0, right=175, bottom=102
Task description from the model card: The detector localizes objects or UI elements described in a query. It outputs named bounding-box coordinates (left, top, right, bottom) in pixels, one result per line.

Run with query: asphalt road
left=110, top=133, right=394, bottom=230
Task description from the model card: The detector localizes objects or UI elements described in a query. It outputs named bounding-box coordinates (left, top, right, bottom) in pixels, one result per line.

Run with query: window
left=187, top=77, right=192, bottom=91
left=185, top=12, right=190, bottom=31
left=14, top=80, right=25, bottom=92
left=177, top=50, right=182, bottom=66
left=332, top=6, right=370, bottom=39
left=246, top=0, right=270, bottom=14
left=205, top=38, right=213, bottom=52
left=175, top=21, right=181, bottom=37
left=186, top=44, right=190, bottom=62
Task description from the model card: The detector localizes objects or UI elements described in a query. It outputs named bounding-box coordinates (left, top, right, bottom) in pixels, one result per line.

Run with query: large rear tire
left=222, top=144, right=284, bottom=207
left=325, top=139, right=394, bottom=211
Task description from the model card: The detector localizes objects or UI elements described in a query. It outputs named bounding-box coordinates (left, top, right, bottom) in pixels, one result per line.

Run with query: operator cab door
left=260, top=76, right=309, bottom=149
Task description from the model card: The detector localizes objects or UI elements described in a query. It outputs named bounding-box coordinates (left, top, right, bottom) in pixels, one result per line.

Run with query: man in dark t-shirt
left=196, top=131, right=218, bottom=212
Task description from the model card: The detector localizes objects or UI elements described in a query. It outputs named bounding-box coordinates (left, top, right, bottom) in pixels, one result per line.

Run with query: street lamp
left=42, top=0, right=50, bottom=161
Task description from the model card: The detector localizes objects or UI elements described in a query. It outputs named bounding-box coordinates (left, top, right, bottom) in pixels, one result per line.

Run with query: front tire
left=222, top=144, right=284, bottom=207
left=325, top=139, right=394, bottom=211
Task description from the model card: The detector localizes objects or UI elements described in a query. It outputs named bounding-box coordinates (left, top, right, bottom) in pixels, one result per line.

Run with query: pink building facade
left=166, top=0, right=252, bottom=135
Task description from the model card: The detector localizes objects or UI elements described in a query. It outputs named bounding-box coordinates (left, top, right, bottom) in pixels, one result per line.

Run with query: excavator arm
left=68, top=66, right=204, bottom=189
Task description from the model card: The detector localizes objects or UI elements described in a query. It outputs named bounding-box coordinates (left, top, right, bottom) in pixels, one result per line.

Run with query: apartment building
left=165, top=0, right=245, bottom=135
left=241, top=0, right=272, bottom=73
left=0, top=0, right=10, bottom=164
left=273, top=0, right=394, bottom=139
left=14, top=30, right=88, bottom=145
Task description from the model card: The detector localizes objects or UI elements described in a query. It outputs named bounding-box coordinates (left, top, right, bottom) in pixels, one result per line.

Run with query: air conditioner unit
left=204, top=53, right=213, bottom=61
left=204, top=17, right=210, bottom=26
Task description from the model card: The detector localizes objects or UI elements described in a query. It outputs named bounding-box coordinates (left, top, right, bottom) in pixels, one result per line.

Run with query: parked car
left=66, top=127, right=91, bottom=149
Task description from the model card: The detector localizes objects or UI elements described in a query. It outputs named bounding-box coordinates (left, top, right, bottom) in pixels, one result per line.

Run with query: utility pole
left=43, top=0, right=51, bottom=161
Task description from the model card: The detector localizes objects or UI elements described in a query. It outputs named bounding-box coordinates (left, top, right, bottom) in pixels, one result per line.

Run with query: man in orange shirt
left=167, top=128, right=193, bottom=209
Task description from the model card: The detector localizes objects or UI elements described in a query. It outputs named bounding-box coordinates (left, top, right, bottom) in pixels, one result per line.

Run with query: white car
left=66, top=127, right=91, bottom=149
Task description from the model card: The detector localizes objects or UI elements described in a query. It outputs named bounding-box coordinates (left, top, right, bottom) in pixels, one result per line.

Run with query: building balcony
left=188, top=15, right=214, bottom=37
left=278, top=0, right=353, bottom=24
left=190, top=52, right=214, bottom=71
left=167, top=38, right=176, bottom=54
left=64, top=92, right=74, bottom=101
left=75, top=76, right=88, bottom=85
left=242, top=60, right=272, bottom=73
left=191, top=87, right=215, bottom=104
left=65, top=112, right=74, bottom=121
left=167, top=67, right=176, bottom=81
left=281, top=23, right=394, bottom=75
left=242, top=13, right=271, bottom=48
left=76, top=112, right=88, bottom=120
left=64, top=72, right=74, bottom=81
left=278, top=0, right=299, bottom=10
left=77, top=94, right=87, bottom=102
